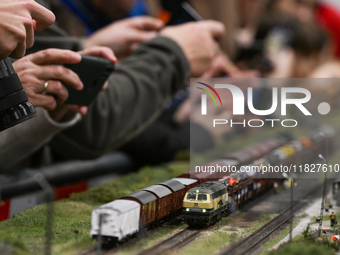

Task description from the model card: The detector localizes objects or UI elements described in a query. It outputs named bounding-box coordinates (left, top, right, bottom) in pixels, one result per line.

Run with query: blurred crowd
left=1, top=0, right=340, bottom=174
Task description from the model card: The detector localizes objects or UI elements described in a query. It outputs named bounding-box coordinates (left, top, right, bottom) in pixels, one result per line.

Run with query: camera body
left=0, top=58, right=36, bottom=132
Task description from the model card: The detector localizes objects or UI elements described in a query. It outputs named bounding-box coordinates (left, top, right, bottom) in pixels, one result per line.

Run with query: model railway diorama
left=90, top=126, right=335, bottom=245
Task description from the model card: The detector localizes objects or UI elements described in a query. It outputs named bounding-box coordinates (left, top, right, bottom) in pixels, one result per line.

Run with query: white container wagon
left=91, top=199, right=140, bottom=242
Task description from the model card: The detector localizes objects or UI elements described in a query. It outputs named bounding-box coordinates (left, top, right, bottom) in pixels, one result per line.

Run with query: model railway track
left=219, top=180, right=333, bottom=255
left=136, top=227, right=205, bottom=255
left=219, top=206, right=295, bottom=255
left=76, top=217, right=184, bottom=255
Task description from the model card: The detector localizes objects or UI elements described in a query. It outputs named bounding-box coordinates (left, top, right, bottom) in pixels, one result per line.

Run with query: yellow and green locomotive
left=183, top=181, right=229, bottom=226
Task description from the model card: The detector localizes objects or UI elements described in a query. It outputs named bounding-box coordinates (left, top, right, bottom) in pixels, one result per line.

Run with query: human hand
left=48, top=46, right=116, bottom=121
left=13, top=49, right=85, bottom=121
left=201, top=51, right=239, bottom=78
left=191, top=99, right=232, bottom=146
left=83, top=16, right=164, bottom=59
left=78, top=46, right=117, bottom=63
left=0, top=0, right=55, bottom=59
left=78, top=46, right=117, bottom=91
left=160, top=21, right=225, bottom=77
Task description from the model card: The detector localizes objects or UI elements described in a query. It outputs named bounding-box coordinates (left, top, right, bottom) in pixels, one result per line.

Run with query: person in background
left=268, top=0, right=340, bottom=58
left=44, top=0, right=162, bottom=60
left=7, top=0, right=232, bottom=169
left=3, top=10, right=227, bottom=171
left=330, top=212, right=337, bottom=227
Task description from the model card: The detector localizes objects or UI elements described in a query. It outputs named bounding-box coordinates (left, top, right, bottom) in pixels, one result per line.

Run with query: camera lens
left=0, top=58, right=36, bottom=132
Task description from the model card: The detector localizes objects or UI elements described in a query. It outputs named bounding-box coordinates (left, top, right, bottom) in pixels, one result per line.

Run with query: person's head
left=249, top=12, right=328, bottom=77
left=268, top=0, right=319, bottom=22
left=89, top=0, right=137, bottom=20
left=291, top=21, right=329, bottom=77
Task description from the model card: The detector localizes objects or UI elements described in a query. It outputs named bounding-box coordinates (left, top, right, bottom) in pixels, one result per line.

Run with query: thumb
left=133, top=30, right=158, bottom=43
left=199, top=20, right=225, bottom=40
left=130, top=16, right=164, bottom=31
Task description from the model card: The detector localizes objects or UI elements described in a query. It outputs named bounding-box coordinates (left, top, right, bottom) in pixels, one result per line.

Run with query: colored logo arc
left=196, top=82, right=223, bottom=106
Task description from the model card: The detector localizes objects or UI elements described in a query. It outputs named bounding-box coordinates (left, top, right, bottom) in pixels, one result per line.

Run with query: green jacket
left=25, top=0, right=190, bottom=162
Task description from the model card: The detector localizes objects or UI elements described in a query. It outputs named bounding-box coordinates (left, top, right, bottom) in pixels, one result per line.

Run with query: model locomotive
left=183, top=181, right=229, bottom=226
left=90, top=127, right=335, bottom=243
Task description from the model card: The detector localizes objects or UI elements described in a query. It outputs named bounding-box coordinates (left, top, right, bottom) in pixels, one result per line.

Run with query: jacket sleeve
left=0, top=108, right=81, bottom=173
left=49, top=36, right=190, bottom=159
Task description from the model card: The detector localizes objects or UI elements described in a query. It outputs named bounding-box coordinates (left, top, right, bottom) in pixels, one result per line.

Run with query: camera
left=0, top=58, right=36, bottom=132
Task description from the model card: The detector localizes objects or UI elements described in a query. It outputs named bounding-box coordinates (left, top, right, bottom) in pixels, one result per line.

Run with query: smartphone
left=64, top=55, right=115, bottom=106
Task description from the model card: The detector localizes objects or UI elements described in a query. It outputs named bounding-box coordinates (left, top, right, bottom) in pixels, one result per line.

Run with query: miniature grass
left=224, top=227, right=238, bottom=232
left=0, top=162, right=190, bottom=255
left=268, top=240, right=336, bottom=255
left=260, top=215, right=306, bottom=254
left=173, top=213, right=276, bottom=255
left=115, top=221, right=186, bottom=255
left=70, top=162, right=189, bottom=205
left=1, top=107, right=340, bottom=255
left=242, top=221, right=263, bottom=235
left=0, top=201, right=95, bottom=255
left=219, top=210, right=242, bottom=225
left=177, top=231, right=238, bottom=255
left=0, top=243, right=31, bottom=255
left=241, top=214, right=277, bottom=235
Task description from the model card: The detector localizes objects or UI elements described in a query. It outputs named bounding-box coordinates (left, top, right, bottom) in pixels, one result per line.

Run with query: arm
left=50, top=36, right=190, bottom=159
left=0, top=108, right=81, bottom=172
left=0, top=47, right=114, bottom=171
left=0, top=49, right=83, bottom=172
left=28, top=1, right=224, bottom=159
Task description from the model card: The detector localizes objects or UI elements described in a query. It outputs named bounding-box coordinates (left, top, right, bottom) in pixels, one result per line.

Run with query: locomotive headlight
left=186, top=208, right=190, bottom=212
left=202, top=209, right=206, bottom=213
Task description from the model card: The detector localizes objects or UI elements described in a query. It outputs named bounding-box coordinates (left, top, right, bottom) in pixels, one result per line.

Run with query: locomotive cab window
left=197, top=194, right=207, bottom=201
left=187, top=193, right=197, bottom=200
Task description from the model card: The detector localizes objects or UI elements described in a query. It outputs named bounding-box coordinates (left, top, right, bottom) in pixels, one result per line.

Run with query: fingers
left=133, top=30, right=158, bottom=43
left=130, top=16, right=164, bottom=31
left=199, top=20, right=225, bottom=40
left=68, top=105, right=88, bottom=115
left=39, top=65, right=83, bottom=90
left=79, top=46, right=117, bottom=62
left=9, top=17, right=36, bottom=58
left=28, top=93, right=57, bottom=111
left=130, top=17, right=163, bottom=42
left=28, top=48, right=81, bottom=65
left=44, top=80, right=69, bottom=103
left=9, top=40, right=26, bottom=59
left=101, top=81, right=109, bottom=91
left=31, top=81, right=88, bottom=112
left=28, top=1, right=55, bottom=32
left=25, top=18, right=35, bottom=49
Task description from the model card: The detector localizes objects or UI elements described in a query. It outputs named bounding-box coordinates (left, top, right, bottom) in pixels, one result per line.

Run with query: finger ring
left=43, top=81, right=49, bottom=94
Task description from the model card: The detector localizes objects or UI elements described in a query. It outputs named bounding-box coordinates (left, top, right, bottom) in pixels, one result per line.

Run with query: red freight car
left=158, top=180, right=186, bottom=213
left=143, top=185, right=172, bottom=221
left=122, top=191, right=156, bottom=226
left=172, top=178, right=198, bottom=193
